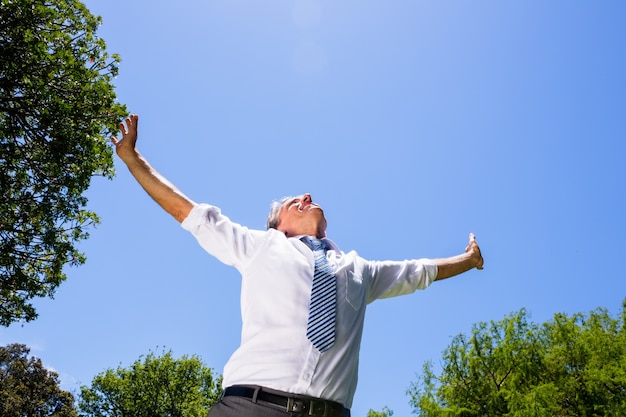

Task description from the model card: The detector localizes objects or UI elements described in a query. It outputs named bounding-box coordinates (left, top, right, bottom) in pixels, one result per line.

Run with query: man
left=112, top=115, right=484, bottom=417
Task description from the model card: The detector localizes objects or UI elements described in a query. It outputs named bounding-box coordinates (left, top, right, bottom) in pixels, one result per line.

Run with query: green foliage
left=409, top=302, right=626, bottom=416
left=78, top=349, right=223, bottom=417
left=0, top=0, right=128, bottom=325
left=367, top=405, right=394, bottom=417
left=0, top=343, right=78, bottom=417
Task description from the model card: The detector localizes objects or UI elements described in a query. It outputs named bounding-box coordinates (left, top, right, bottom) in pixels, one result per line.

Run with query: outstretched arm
left=111, top=115, right=195, bottom=223
left=433, top=233, right=484, bottom=281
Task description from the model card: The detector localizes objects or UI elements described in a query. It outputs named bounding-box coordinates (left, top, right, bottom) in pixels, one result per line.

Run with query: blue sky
left=2, top=1, right=625, bottom=416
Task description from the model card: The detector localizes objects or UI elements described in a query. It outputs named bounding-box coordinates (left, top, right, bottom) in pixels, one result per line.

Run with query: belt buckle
left=286, top=397, right=308, bottom=414
left=286, top=397, right=331, bottom=417
left=309, top=399, right=328, bottom=416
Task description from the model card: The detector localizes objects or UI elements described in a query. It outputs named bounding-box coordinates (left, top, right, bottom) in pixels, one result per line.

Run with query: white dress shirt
left=181, top=204, right=438, bottom=408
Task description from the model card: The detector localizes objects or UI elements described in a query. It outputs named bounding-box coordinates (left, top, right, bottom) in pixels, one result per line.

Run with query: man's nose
left=302, top=193, right=312, bottom=204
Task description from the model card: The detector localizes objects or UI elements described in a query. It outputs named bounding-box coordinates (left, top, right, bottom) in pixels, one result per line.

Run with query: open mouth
left=297, top=202, right=316, bottom=212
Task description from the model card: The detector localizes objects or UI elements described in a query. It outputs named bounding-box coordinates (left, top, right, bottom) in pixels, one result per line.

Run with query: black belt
left=223, top=385, right=350, bottom=417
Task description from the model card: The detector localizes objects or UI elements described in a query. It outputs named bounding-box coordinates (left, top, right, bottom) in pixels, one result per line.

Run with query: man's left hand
left=466, top=233, right=484, bottom=270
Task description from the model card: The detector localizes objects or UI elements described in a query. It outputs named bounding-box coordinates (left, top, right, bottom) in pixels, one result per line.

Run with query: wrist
left=470, top=248, right=484, bottom=270
left=118, top=148, right=142, bottom=165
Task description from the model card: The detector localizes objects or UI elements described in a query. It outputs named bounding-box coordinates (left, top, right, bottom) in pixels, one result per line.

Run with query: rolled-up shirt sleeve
left=366, top=258, right=438, bottom=303
left=180, top=203, right=264, bottom=270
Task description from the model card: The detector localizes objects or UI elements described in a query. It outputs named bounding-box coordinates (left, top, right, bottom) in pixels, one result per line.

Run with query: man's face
left=277, top=193, right=327, bottom=238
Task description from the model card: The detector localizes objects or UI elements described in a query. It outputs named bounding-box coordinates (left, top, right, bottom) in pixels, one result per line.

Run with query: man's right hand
left=110, top=114, right=195, bottom=223
left=111, top=114, right=139, bottom=162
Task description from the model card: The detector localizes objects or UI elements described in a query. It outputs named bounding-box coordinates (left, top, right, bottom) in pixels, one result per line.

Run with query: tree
left=0, top=343, right=78, bottom=417
left=409, top=301, right=626, bottom=416
left=0, top=0, right=127, bottom=326
left=78, top=349, right=223, bottom=417
left=367, top=406, right=394, bottom=417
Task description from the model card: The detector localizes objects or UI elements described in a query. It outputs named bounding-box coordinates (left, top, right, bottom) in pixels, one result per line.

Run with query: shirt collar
left=293, top=235, right=340, bottom=252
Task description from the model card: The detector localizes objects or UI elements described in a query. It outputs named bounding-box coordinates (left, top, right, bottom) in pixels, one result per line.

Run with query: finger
left=119, top=121, right=127, bottom=135
left=123, top=115, right=138, bottom=136
left=131, top=114, right=139, bottom=133
left=111, top=136, right=118, bottom=145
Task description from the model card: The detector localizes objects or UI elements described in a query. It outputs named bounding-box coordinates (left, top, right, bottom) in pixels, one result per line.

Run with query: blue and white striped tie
left=305, top=238, right=336, bottom=352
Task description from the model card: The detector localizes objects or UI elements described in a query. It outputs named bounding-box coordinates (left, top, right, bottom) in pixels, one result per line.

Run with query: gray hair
left=266, top=195, right=295, bottom=230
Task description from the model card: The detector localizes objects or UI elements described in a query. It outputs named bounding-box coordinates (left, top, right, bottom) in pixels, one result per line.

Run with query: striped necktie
left=305, top=238, right=336, bottom=352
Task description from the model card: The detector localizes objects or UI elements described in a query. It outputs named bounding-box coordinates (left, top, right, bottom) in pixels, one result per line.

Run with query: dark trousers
left=208, top=395, right=297, bottom=417
left=207, top=386, right=350, bottom=417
